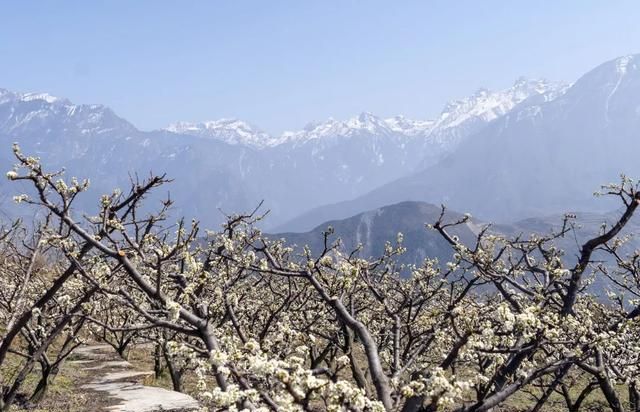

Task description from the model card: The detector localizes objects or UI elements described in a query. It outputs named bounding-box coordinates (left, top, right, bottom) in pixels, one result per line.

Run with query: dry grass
left=2, top=343, right=630, bottom=411
left=1, top=352, right=118, bottom=412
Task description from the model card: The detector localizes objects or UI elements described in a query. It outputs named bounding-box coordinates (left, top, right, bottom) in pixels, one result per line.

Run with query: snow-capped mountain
left=287, top=113, right=388, bottom=142
left=0, top=73, right=566, bottom=230
left=421, top=78, right=566, bottom=152
left=257, top=78, right=562, bottom=217
left=163, top=77, right=564, bottom=152
left=438, top=78, right=560, bottom=124
left=384, top=115, right=434, bottom=136
left=276, top=54, right=640, bottom=232
left=0, top=88, right=136, bottom=139
left=166, top=119, right=285, bottom=148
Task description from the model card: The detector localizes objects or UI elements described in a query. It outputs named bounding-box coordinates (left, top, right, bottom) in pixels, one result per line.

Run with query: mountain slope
left=272, top=201, right=480, bottom=266
left=0, top=90, right=257, bottom=223
left=272, top=201, right=640, bottom=288
left=0, top=77, right=556, bottom=229
left=276, top=54, right=640, bottom=232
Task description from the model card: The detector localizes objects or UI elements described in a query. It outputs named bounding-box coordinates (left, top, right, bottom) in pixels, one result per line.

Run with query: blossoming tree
left=2, top=145, right=640, bottom=412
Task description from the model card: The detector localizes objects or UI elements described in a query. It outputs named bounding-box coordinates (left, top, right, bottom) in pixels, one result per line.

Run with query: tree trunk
left=154, top=342, right=164, bottom=379
left=116, top=344, right=129, bottom=361
left=161, top=342, right=183, bottom=392
left=630, top=384, right=640, bottom=412
left=29, top=368, right=51, bottom=404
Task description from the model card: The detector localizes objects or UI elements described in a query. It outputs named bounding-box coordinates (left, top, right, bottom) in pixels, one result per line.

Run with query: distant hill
left=272, top=201, right=480, bottom=265
left=271, top=201, right=640, bottom=292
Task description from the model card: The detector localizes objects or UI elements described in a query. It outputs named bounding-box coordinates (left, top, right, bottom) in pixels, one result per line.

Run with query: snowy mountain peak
left=169, top=76, right=565, bottom=149
left=510, top=77, right=561, bottom=99
left=567, top=54, right=640, bottom=103
left=615, top=54, right=637, bottom=75
left=0, top=88, right=13, bottom=104
left=346, top=112, right=389, bottom=131
left=384, top=115, right=434, bottom=135
left=569, top=55, right=640, bottom=91
left=281, top=112, right=402, bottom=144
left=356, top=111, right=378, bottom=123
left=473, top=88, right=490, bottom=98
left=0, top=89, right=71, bottom=105
left=166, top=119, right=284, bottom=148
left=0, top=87, right=135, bottom=137
left=2, top=72, right=567, bottom=152
left=301, top=118, right=336, bottom=132
left=433, top=77, right=566, bottom=130
left=21, top=92, right=62, bottom=104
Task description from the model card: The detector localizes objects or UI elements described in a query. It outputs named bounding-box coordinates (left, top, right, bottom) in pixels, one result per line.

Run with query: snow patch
left=167, top=119, right=283, bottom=148
left=21, top=92, right=60, bottom=103
left=604, top=56, right=634, bottom=122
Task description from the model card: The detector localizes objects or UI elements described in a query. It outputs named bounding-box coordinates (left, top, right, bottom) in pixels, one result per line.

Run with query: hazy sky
left=1, top=1, right=639, bottom=134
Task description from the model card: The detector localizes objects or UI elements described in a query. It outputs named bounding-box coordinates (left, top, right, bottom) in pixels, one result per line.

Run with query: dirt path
left=69, top=345, right=199, bottom=412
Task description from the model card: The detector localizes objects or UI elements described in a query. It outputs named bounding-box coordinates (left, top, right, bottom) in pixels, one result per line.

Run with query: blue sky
left=1, top=1, right=639, bottom=134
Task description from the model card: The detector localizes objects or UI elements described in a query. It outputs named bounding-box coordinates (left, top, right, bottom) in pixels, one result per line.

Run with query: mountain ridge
left=272, top=200, right=640, bottom=287
left=162, top=77, right=564, bottom=149
left=274, top=54, right=640, bottom=232
left=0, top=76, right=557, bottom=229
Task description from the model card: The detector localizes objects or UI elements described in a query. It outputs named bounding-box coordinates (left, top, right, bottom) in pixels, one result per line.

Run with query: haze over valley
left=2, top=55, right=639, bottom=238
